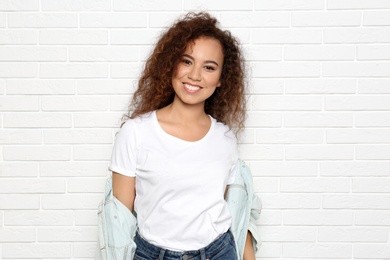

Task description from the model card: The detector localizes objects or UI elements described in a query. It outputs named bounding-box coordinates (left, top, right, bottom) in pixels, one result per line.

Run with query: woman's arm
left=243, top=231, right=256, bottom=260
left=112, top=172, right=136, bottom=212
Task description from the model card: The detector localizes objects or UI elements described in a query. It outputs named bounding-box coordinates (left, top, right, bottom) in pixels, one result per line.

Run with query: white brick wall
left=1, top=0, right=389, bottom=259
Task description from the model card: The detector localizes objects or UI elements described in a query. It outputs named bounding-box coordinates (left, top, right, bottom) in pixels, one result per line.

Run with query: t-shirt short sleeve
left=109, top=120, right=137, bottom=177
left=226, top=134, right=239, bottom=185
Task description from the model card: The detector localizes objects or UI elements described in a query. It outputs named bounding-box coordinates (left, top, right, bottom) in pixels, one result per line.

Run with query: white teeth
left=184, top=84, right=200, bottom=91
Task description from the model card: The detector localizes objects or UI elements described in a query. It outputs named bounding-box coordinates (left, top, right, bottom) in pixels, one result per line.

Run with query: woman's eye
left=182, top=59, right=191, bottom=65
left=205, top=66, right=215, bottom=71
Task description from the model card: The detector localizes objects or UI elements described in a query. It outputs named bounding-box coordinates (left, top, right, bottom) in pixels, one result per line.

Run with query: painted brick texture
left=1, top=0, right=390, bottom=259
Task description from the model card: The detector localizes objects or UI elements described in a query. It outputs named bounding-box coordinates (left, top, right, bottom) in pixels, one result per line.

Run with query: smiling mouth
left=184, top=83, right=201, bottom=92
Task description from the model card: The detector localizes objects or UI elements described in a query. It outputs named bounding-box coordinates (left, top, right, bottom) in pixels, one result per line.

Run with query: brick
left=354, top=244, right=390, bottom=259
left=246, top=112, right=282, bottom=127
left=353, top=178, right=390, bottom=193
left=5, top=210, right=73, bottom=226
left=149, top=12, right=183, bottom=28
left=259, top=194, right=320, bottom=209
left=0, top=228, right=36, bottom=242
left=238, top=145, right=284, bottom=160
left=2, top=243, right=71, bottom=258
left=4, top=113, right=72, bottom=128
left=245, top=45, right=283, bottom=61
left=283, top=243, right=351, bottom=258
left=38, top=227, right=96, bottom=242
left=255, top=0, right=324, bottom=10
left=70, top=47, right=138, bottom=62
left=364, top=11, right=390, bottom=26
left=320, top=161, right=390, bottom=177
left=292, top=11, right=361, bottom=27
left=185, top=0, right=253, bottom=10
left=77, top=79, right=135, bottom=94
left=253, top=96, right=322, bottom=111
left=220, top=12, right=290, bottom=28
left=114, top=0, right=182, bottom=11
left=256, top=129, right=323, bottom=144
left=110, top=95, right=132, bottom=111
left=44, top=129, right=112, bottom=144
left=40, top=63, right=108, bottom=79
left=253, top=177, right=278, bottom=193
left=357, top=145, right=390, bottom=160
left=0, top=63, right=38, bottom=78
left=252, top=62, right=320, bottom=77
left=40, top=30, right=108, bottom=45
left=41, top=96, right=108, bottom=111
left=326, top=96, right=390, bottom=111
left=0, top=47, right=66, bottom=62
left=229, top=29, right=251, bottom=44
left=323, top=62, right=390, bottom=77
left=359, top=79, right=390, bottom=94
left=328, top=0, right=390, bottom=9
left=6, top=79, right=75, bottom=94
left=111, top=63, right=143, bottom=78
left=0, top=179, right=65, bottom=194
left=75, top=210, right=98, bottom=226
left=319, top=227, right=388, bottom=242
left=42, top=194, right=101, bottom=209
left=80, top=13, right=147, bottom=28
left=281, top=177, right=350, bottom=193
left=0, top=96, right=39, bottom=111
left=284, top=210, right=353, bottom=225
left=253, top=28, right=322, bottom=44
left=325, top=28, right=390, bottom=43
left=0, top=129, right=41, bottom=144
left=42, top=0, right=110, bottom=11
left=259, top=226, right=316, bottom=242
left=0, top=13, right=6, bottom=27
left=74, top=112, right=123, bottom=128
left=73, top=242, right=96, bottom=257
left=323, top=195, right=390, bottom=209
left=251, top=79, right=284, bottom=94
left=68, top=177, right=106, bottom=193
left=285, top=145, right=354, bottom=160
left=327, top=129, right=390, bottom=144
left=8, top=13, right=78, bottom=28
left=73, top=145, right=112, bottom=160
left=0, top=195, right=39, bottom=209
left=3, top=146, right=71, bottom=161
left=356, top=112, right=390, bottom=127
left=40, top=162, right=109, bottom=177
left=284, top=112, right=354, bottom=127
left=250, top=161, right=318, bottom=177
left=0, top=0, right=39, bottom=11
left=355, top=211, right=390, bottom=226
left=0, top=162, right=38, bottom=177
left=0, top=30, right=37, bottom=44
left=357, top=45, right=390, bottom=60
left=111, top=29, right=161, bottom=45
left=285, top=45, right=355, bottom=61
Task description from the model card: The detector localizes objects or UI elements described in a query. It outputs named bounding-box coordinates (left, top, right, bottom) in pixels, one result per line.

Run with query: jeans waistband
left=134, top=230, right=234, bottom=260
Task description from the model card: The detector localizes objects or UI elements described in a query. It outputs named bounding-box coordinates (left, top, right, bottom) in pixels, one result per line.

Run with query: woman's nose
left=188, top=66, right=201, bottom=81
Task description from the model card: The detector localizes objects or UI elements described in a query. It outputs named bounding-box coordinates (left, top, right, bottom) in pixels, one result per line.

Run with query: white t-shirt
left=109, top=111, right=238, bottom=251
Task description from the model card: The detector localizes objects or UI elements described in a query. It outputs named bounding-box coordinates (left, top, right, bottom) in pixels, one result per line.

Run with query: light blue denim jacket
left=95, top=159, right=261, bottom=260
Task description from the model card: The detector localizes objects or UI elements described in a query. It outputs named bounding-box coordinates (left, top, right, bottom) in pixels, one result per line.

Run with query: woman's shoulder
left=121, top=111, right=155, bottom=127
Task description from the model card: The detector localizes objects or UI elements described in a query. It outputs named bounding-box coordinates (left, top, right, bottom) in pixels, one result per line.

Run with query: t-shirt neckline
left=152, top=110, right=215, bottom=144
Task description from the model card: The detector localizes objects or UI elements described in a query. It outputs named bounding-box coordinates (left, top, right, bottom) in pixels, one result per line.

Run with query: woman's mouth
left=184, top=83, right=201, bottom=92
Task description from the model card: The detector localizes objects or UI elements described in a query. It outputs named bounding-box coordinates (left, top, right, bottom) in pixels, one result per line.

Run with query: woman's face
left=171, top=37, right=224, bottom=108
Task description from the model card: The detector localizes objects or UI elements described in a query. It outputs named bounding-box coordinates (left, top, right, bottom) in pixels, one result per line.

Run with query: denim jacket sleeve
left=95, top=177, right=137, bottom=260
left=226, top=159, right=262, bottom=260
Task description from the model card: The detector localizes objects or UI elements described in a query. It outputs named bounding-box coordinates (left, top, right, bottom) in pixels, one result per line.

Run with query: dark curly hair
left=125, top=11, right=247, bottom=134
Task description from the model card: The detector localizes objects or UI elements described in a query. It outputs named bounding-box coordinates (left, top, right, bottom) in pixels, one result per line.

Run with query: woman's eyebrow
left=182, top=54, right=219, bottom=67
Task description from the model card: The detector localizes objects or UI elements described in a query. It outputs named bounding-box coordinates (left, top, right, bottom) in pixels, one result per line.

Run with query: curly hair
left=125, top=12, right=247, bottom=134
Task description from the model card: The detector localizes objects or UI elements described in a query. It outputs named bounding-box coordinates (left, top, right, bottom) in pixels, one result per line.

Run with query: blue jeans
left=134, top=231, right=237, bottom=260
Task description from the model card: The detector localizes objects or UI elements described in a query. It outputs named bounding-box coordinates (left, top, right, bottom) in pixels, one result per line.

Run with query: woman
left=109, top=12, right=256, bottom=260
